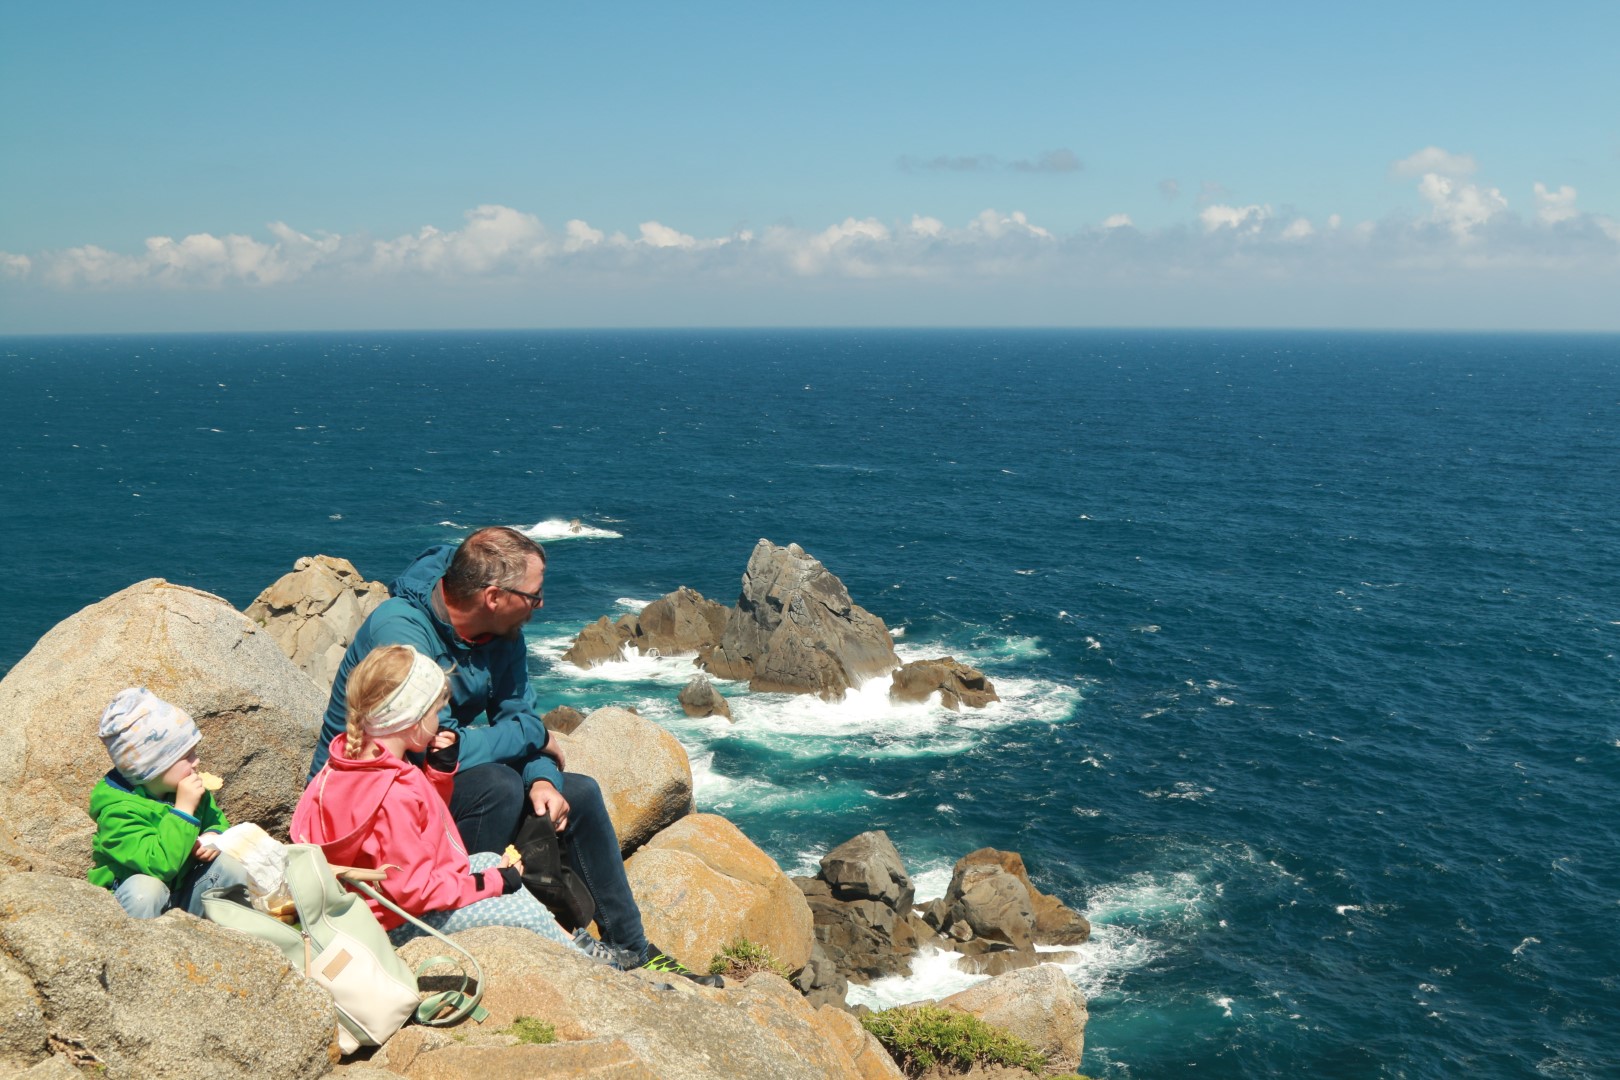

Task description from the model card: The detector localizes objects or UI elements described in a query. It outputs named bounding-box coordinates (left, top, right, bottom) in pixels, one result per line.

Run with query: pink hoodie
left=291, top=736, right=503, bottom=929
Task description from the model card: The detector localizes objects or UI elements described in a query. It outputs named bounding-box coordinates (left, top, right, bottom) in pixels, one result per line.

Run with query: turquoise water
left=3, top=329, right=1617, bottom=1078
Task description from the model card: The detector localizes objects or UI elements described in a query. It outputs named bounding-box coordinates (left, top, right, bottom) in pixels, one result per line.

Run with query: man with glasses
left=307, top=526, right=719, bottom=984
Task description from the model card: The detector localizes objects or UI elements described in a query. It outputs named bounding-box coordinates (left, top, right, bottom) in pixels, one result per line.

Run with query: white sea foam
left=910, top=861, right=955, bottom=903
left=845, top=946, right=991, bottom=1009
left=516, top=517, right=623, bottom=541
left=1512, top=936, right=1540, bottom=956
left=615, top=597, right=652, bottom=612
left=536, top=626, right=1081, bottom=817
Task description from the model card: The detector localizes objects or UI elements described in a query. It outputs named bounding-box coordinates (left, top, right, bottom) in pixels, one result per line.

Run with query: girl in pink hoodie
left=292, top=644, right=603, bottom=956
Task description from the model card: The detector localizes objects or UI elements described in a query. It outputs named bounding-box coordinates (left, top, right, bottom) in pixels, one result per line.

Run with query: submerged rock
left=679, top=674, right=733, bottom=720
left=888, top=656, right=1000, bottom=711
left=705, top=540, right=898, bottom=700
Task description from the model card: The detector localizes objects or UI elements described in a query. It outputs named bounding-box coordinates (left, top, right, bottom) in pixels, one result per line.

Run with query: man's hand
left=542, top=732, right=566, bottom=772
left=529, top=779, right=570, bottom=833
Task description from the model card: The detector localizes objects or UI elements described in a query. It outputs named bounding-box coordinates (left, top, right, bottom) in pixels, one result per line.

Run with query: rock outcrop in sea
left=0, top=559, right=1079, bottom=1079
left=562, top=539, right=1002, bottom=711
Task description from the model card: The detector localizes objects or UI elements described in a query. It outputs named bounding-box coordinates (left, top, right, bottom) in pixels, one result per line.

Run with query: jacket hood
left=391, top=544, right=455, bottom=610
left=293, top=737, right=411, bottom=864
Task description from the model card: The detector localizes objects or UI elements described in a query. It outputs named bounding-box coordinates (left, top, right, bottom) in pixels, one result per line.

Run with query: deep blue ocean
left=2, top=329, right=1616, bottom=1078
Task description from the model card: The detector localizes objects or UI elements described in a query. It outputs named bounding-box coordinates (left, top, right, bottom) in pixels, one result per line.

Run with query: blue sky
left=3, top=2, right=1618, bottom=332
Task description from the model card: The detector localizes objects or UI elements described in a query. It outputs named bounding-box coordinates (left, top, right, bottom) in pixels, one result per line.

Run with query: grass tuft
left=860, top=1004, right=1049, bottom=1077
left=707, top=938, right=793, bottom=981
left=501, top=1016, right=556, bottom=1045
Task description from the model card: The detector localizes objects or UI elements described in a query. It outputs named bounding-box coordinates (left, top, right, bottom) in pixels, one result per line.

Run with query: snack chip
left=504, top=844, right=521, bottom=864
left=197, top=770, right=223, bottom=792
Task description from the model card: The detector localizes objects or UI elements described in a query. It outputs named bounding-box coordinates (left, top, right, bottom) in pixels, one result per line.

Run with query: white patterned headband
left=363, top=650, right=449, bottom=736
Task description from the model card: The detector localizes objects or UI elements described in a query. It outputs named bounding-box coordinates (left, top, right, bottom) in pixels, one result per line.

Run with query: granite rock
left=245, top=555, right=389, bottom=691
left=553, top=707, right=693, bottom=856
left=704, top=541, right=898, bottom=700
left=0, top=579, right=326, bottom=870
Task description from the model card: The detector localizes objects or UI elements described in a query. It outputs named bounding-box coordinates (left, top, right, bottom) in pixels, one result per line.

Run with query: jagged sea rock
left=955, top=848, right=1091, bottom=945
left=938, top=964, right=1088, bottom=1073
left=0, top=872, right=335, bottom=1079
left=704, top=540, right=898, bottom=700
left=819, top=830, right=915, bottom=911
left=888, top=657, right=1000, bottom=711
left=625, top=814, right=814, bottom=973
left=561, top=614, right=634, bottom=669
left=0, top=579, right=326, bottom=869
left=245, top=555, right=390, bottom=690
left=795, top=877, right=915, bottom=983
left=941, top=863, right=1036, bottom=950
left=395, top=929, right=873, bottom=1079
left=628, top=586, right=730, bottom=656
left=541, top=704, right=587, bottom=734
left=679, top=674, right=733, bottom=720
left=553, top=707, right=693, bottom=856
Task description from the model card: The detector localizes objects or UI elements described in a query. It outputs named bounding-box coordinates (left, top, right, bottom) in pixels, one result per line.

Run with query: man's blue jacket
left=307, top=544, right=563, bottom=793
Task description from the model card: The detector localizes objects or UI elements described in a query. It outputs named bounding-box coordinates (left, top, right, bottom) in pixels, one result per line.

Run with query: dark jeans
left=448, top=762, right=647, bottom=959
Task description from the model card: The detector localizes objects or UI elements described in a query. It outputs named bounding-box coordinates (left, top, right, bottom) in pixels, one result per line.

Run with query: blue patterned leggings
left=386, top=851, right=575, bottom=949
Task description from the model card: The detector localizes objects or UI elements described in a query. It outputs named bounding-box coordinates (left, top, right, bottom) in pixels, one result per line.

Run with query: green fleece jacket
left=87, top=770, right=230, bottom=890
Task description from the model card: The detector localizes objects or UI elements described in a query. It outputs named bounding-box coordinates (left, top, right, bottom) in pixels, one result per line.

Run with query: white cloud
left=1533, top=182, right=1579, bottom=224
left=371, top=204, right=549, bottom=274
left=1159, top=179, right=1181, bottom=201
left=1200, top=204, right=1272, bottom=234
left=7, top=170, right=1617, bottom=312
left=1416, top=173, right=1508, bottom=236
left=908, top=215, right=944, bottom=237
left=638, top=221, right=697, bottom=249
left=969, top=209, right=1051, bottom=239
left=564, top=219, right=605, bottom=251
left=1392, top=146, right=1478, bottom=179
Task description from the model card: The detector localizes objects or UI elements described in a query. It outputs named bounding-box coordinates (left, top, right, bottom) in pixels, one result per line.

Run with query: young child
left=292, top=644, right=622, bottom=963
left=89, top=687, right=250, bottom=918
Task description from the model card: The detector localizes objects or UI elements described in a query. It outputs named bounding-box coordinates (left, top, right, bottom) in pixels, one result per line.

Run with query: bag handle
left=344, top=877, right=490, bottom=1027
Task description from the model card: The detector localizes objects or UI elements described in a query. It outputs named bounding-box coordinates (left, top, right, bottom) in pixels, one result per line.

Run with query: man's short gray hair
left=443, top=526, right=546, bottom=603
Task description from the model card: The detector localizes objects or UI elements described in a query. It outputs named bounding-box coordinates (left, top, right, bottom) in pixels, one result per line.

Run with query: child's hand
left=191, top=837, right=220, bottom=862
left=424, top=730, right=460, bottom=773
left=500, top=843, right=524, bottom=875
left=174, top=772, right=205, bottom=815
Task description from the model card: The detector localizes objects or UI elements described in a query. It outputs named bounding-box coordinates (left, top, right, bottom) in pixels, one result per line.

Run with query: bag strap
left=345, top=878, right=489, bottom=1026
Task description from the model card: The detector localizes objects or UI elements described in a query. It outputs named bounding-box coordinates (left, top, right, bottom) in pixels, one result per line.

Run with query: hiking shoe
left=571, top=928, right=630, bottom=970
left=641, top=942, right=724, bottom=987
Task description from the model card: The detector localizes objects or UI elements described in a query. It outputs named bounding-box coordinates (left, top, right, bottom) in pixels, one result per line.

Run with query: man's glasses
left=493, top=584, right=544, bottom=608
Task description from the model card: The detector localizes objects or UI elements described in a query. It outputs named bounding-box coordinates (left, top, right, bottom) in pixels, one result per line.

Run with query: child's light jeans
left=114, top=853, right=250, bottom=919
